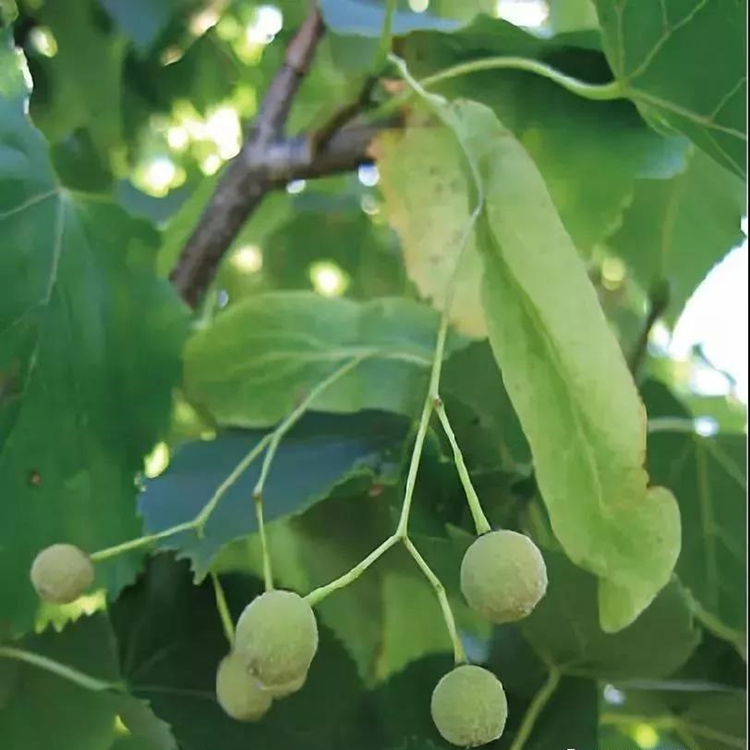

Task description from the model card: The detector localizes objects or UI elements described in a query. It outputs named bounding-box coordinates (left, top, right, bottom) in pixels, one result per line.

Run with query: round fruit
left=431, top=665, right=507, bottom=748
left=234, top=590, right=318, bottom=689
left=460, top=530, right=547, bottom=624
left=259, top=671, right=307, bottom=698
left=216, top=653, right=272, bottom=721
left=30, top=544, right=95, bottom=604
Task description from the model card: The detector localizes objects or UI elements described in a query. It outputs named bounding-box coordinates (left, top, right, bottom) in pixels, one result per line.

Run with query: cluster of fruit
left=31, top=528, right=547, bottom=748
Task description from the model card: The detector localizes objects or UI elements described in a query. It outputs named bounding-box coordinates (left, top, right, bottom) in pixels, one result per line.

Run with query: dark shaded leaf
left=0, top=614, right=120, bottom=749
left=110, top=555, right=378, bottom=750
left=0, top=66, right=187, bottom=633
left=139, top=413, right=407, bottom=576
left=521, top=552, right=701, bottom=679
left=594, top=0, right=746, bottom=177
left=642, top=381, right=747, bottom=645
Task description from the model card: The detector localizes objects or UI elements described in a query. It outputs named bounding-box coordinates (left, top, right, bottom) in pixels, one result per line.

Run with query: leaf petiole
left=0, top=646, right=125, bottom=693
left=434, top=400, right=492, bottom=535
left=210, top=572, right=235, bottom=646
left=403, top=537, right=467, bottom=665
left=305, top=534, right=399, bottom=606
left=508, top=665, right=561, bottom=750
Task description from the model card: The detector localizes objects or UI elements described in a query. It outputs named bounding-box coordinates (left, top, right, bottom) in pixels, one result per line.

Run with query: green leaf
left=257, top=192, right=406, bottom=300
left=594, top=0, right=747, bottom=177
left=99, top=0, right=186, bottom=54
left=110, top=555, right=377, bottom=750
left=441, top=341, right=531, bottom=468
left=213, top=489, right=477, bottom=686
left=608, top=150, right=745, bottom=323
left=455, top=98, right=680, bottom=631
left=0, top=28, right=28, bottom=102
left=183, top=291, right=464, bottom=427
left=0, top=72, right=187, bottom=633
left=402, top=18, right=689, bottom=252
left=678, top=691, right=747, bottom=750
left=28, top=0, right=126, bottom=166
left=684, top=393, right=747, bottom=434
left=521, top=552, right=700, bottom=679
left=547, top=0, right=599, bottom=33
left=522, top=677, right=598, bottom=750
left=487, top=633, right=601, bottom=750
left=602, top=686, right=746, bottom=750
left=376, top=118, right=487, bottom=336
left=0, top=614, right=120, bottom=749
left=139, top=414, right=406, bottom=576
left=375, top=651, right=599, bottom=750
left=110, top=694, right=178, bottom=750
left=642, top=381, right=746, bottom=647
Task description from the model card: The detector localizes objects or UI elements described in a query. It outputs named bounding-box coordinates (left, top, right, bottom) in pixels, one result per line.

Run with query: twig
left=0, top=646, right=125, bottom=693
left=629, top=279, right=670, bottom=377
left=310, top=0, right=397, bottom=152
left=170, top=7, right=326, bottom=307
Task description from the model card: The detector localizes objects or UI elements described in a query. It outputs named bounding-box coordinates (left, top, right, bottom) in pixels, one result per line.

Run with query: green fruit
left=431, top=664, right=507, bottom=747
left=259, top=671, right=307, bottom=698
left=216, top=653, right=272, bottom=721
left=30, top=544, right=95, bottom=604
left=460, top=530, right=547, bottom=623
left=234, top=590, right=318, bottom=689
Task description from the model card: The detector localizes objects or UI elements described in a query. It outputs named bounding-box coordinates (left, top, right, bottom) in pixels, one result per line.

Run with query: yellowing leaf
left=376, top=120, right=487, bottom=337
left=454, top=99, right=681, bottom=631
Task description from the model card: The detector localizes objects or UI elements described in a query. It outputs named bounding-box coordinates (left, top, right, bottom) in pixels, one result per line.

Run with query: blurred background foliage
left=0, top=1, right=746, bottom=749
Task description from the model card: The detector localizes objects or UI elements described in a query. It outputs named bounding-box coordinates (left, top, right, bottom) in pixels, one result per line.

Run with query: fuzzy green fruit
left=259, top=672, right=307, bottom=698
left=460, top=530, right=547, bottom=623
left=30, top=544, right=94, bottom=604
left=234, top=590, right=318, bottom=689
left=431, top=665, right=507, bottom=747
left=216, top=653, right=272, bottom=721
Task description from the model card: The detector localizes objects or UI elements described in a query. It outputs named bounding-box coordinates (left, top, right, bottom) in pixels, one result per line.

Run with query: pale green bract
left=451, top=99, right=681, bottom=632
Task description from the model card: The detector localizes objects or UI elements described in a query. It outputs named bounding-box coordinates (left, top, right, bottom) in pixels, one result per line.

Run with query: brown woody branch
left=169, top=8, right=399, bottom=308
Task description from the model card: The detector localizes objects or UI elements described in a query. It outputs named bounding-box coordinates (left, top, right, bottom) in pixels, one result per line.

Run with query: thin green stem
left=390, top=51, right=488, bottom=539
left=90, top=437, right=270, bottom=562
left=89, top=351, right=388, bottom=566
left=210, top=572, right=235, bottom=646
left=367, top=55, right=623, bottom=122
left=600, top=712, right=676, bottom=731
left=647, top=417, right=698, bottom=434
left=508, top=665, right=561, bottom=750
left=403, top=537, right=466, bottom=665
left=300, top=55, right=492, bottom=621
left=0, top=646, right=124, bottom=693
left=691, top=599, right=746, bottom=658
left=90, top=520, right=196, bottom=562
left=252, top=354, right=370, bottom=591
left=253, top=354, right=369, bottom=499
left=305, top=535, right=399, bottom=606
left=395, top=396, right=436, bottom=537
left=254, top=496, right=273, bottom=591
left=375, top=0, right=397, bottom=69
left=435, top=401, right=491, bottom=535
left=421, top=57, right=623, bottom=101
left=194, top=433, right=273, bottom=533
